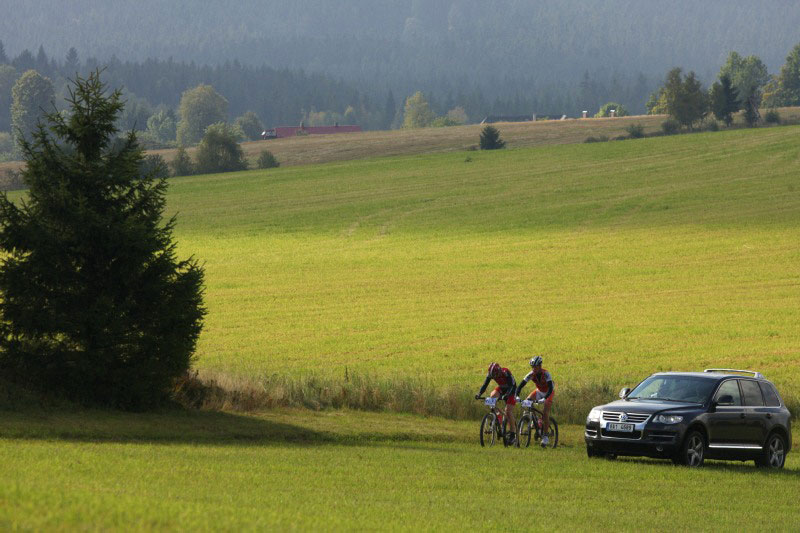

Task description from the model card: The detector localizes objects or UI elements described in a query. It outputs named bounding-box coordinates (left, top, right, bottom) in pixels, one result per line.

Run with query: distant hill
left=2, top=1, right=800, bottom=113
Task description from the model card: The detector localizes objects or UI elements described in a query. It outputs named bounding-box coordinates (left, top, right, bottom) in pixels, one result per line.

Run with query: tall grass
left=176, top=371, right=799, bottom=423
left=176, top=370, right=620, bottom=424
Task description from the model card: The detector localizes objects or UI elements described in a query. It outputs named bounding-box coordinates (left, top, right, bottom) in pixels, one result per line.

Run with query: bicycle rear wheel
left=501, top=418, right=510, bottom=447
left=480, top=413, right=496, bottom=447
left=517, top=415, right=532, bottom=448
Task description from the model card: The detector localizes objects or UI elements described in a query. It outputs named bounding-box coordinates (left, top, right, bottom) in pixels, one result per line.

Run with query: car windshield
left=627, top=376, right=716, bottom=403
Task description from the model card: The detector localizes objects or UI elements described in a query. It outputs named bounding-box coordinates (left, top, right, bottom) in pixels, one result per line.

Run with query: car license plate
left=607, top=423, right=635, bottom=432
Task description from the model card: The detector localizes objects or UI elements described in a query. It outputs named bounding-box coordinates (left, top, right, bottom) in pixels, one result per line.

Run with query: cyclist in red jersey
left=475, top=362, right=518, bottom=445
left=516, top=355, right=555, bottom=447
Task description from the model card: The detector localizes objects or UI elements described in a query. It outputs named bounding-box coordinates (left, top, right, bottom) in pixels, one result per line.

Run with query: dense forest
left=3, top=1, right=800, bottom=109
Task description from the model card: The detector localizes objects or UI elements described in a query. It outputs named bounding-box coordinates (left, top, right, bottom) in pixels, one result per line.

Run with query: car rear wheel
left=677, top=430, right=705, bottom=467
left=755, top=433, right=786, bottom=469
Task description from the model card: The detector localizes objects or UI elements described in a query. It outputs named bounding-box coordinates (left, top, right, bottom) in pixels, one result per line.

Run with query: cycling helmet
left=488, top=362, right=501, bottom=377
left=530, top=355, right=543, bottom=368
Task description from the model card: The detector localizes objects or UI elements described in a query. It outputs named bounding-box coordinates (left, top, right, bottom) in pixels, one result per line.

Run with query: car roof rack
left=704, top=368, right=764, bottom=379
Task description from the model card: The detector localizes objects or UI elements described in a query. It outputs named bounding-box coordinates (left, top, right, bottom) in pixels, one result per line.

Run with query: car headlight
left=588, top=409, right=602, bottom=422
left=653, top=414, right=683, bottom=424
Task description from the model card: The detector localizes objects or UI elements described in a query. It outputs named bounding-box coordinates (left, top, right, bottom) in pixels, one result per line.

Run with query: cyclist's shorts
left=533, top=389, right=555, bottom=406
left=493, top=386, right=516, bottom=405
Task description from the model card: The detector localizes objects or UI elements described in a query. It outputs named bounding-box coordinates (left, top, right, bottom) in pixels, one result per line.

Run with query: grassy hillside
left=1, top=409, right=798, bottom=530
left=144, top=125, right=800, bottom=404
left=3, top=110, right=800, bottom=177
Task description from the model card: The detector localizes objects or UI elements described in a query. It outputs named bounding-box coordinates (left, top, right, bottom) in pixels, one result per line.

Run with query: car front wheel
left=587, top=445, right=604, bottom=459
left=676, top=430, right=705, bottom=467
left=755, top=433, right=786, bottom=469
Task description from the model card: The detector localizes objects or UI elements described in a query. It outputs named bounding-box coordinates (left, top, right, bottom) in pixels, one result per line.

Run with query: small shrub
left=170, top=147, right=195, bottom=177
left=595, top=102, right=629, bottom=118
left=764, top=110, right=781, bottom=124
left=479, top=125, right=505, bottom=150
left=661, top=119, right=680, bottom=135
left=431, top=116, right=460, bottom=127
left=584, top=135, right=609, bottom=143
left=624, top=123, right=645, bottom=138
left=257, top=150, right=280, bottom=169
left=705, top=120, right=719, bottom=132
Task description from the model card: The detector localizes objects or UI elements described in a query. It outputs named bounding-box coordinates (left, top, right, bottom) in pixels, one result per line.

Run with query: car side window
left=714, top=380, right=741, bottom=406
left=740, top=380, right=764, bottom=406
left=759, top=382, right=781, bottom=407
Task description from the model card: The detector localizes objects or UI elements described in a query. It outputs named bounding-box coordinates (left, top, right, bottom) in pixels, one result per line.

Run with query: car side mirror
left=619, top=387, right=631, bottom=399
left=715, top=394, right=734, bottom=406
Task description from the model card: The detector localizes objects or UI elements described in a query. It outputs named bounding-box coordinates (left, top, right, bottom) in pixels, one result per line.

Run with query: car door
left=739, top=379, right=768, bottom=446
left=707, top=379, right=746, bottom=446
left=759, top=381, right=784, bottom=437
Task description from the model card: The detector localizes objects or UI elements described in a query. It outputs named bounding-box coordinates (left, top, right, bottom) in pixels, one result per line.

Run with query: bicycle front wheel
left=517, top=415, right=532, bottom=448
left=480, top=413, right=496, bottom=447
left=543, top=418, right=559, bottom=448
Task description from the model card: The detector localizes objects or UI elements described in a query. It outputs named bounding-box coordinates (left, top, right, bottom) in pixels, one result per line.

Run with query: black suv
left=584, top=369, right=791, bottom=468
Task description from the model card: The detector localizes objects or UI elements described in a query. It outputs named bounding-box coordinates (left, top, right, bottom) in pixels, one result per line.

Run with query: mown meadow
left=161, top=125, right=800, bottom=415
left=2, top=409, right=799, bottom=530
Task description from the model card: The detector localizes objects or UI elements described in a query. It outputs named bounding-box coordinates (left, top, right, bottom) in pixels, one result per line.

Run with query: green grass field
left=163, top=126, right=800, bottom=396
left=2, top=410, right=799, bottom=530
left=3, top=125, right=800, bottom=530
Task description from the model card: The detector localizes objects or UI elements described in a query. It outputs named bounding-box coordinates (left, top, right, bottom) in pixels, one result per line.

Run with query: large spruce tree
left=0, top=71, right=205, bottom=409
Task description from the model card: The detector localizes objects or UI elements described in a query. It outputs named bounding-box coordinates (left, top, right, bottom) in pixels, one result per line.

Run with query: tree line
left=4, top=40, right=800, bottom=164
left=0, top=41, right=660, bottom=161
left=646, top=45, right=800, bottom=131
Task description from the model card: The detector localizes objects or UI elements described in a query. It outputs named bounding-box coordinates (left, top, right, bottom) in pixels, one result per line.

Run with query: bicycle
left=477, top=396, right=515, bottom=447
left=517, top=399, right=559, bottom=448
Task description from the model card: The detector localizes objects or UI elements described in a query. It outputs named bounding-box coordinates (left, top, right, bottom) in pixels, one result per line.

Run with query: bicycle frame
left=519, top=400, right=544, bottom=438
left=481, top=397, right=505, bottom=424
left=477, top=396, right=511, bottom=446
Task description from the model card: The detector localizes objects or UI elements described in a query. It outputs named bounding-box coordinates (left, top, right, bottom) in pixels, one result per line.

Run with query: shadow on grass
left=0, top=408, right=330, bottom=446
left=0, top=408, right=463, bottom=451
left=613, top=456, right=800, bottom=477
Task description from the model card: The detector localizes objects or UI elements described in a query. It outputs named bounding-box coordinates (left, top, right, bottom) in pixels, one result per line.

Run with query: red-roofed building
left=262, top=124, right=362, bottom=139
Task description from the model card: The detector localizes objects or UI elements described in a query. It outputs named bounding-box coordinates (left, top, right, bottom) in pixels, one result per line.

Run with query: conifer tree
left=742, top=85, right=761, bottom=127
left=479, top=125, right=505, bottom=150
left=710, top=74, right=739, bottom=127
left=0, top=71, right=205, bottom=409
